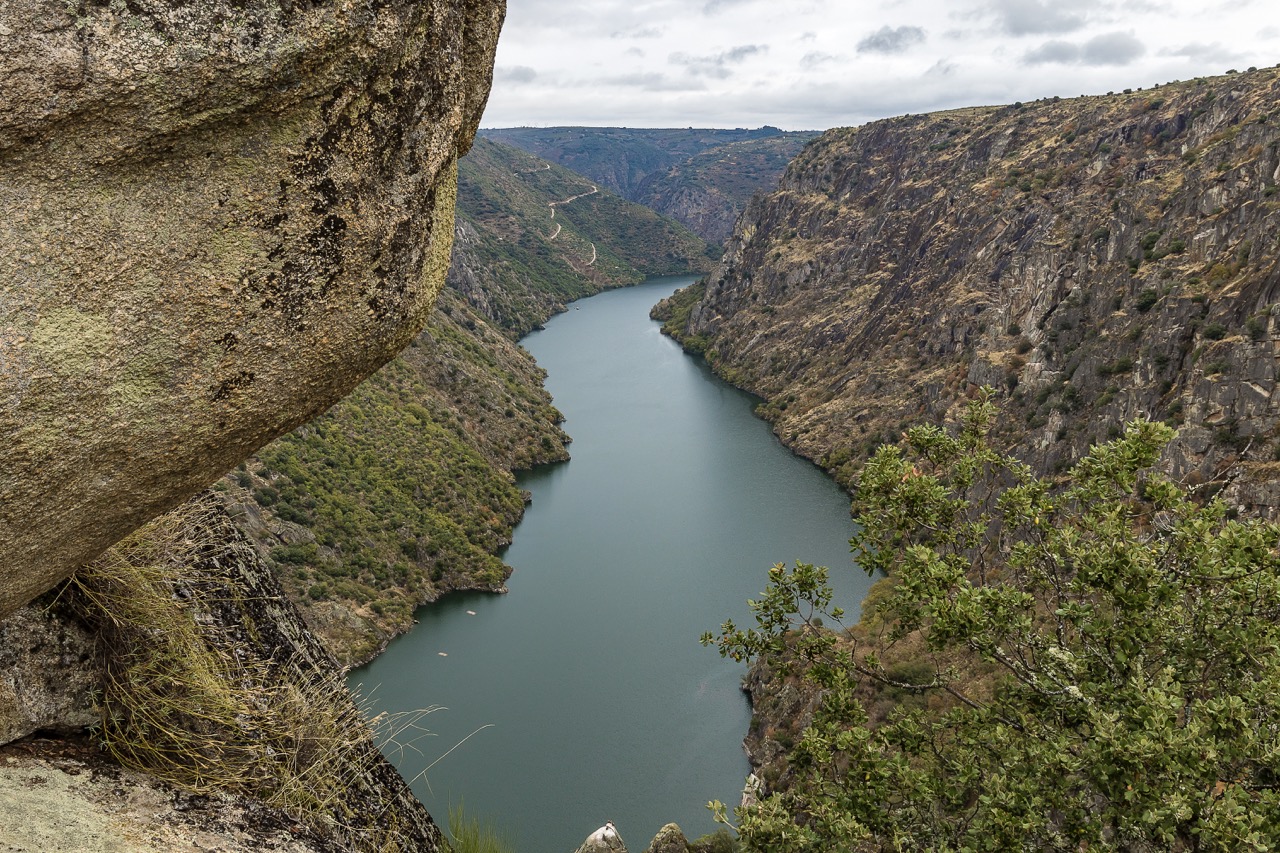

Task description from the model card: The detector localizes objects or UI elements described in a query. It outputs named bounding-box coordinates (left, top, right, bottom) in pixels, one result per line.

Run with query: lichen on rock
left=0, top=0, right=505, bottom=617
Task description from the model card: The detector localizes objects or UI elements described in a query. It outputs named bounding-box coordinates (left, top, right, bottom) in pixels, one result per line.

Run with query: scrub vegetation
left=709, top=391, right=1280, bottom=851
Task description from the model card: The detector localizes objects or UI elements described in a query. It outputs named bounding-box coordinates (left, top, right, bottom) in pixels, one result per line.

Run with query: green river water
left=351, top=277, right=874, bottom=851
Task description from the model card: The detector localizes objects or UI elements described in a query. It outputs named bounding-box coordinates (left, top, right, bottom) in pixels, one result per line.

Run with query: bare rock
left=644, top=823, right=691, bottom=853
left=575, top=821, right=628, bottom=853
left=0, top=603, right=99, bottom=745
left=0, top=0, right=505, bottom=617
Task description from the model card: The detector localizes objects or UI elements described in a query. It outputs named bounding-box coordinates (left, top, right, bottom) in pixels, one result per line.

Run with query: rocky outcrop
left=0, top=735, right=336, bottom=853
left=0, top=600, right=98, bottom=746
left=643, top=824, right=692, bottom=853
left=574, top=821, right=628, bottom=853
left=661, top=68, right=1280, bottom=506
left=0, top=492, right=446, bottom=851
left=0, top=0, right=505, bottom=618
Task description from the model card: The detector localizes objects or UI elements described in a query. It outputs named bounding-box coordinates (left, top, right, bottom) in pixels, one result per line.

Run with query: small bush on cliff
left=707, top=390, right=1280, bottom=851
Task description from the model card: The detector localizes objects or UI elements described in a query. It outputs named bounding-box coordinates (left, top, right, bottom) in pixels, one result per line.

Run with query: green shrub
left=448, top=803, right=516, bottom=853
left=708, top=393, right=1280, bottom=850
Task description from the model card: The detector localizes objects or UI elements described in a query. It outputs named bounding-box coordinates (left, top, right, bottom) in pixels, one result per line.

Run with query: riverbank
left=353, top=278, right=870, bottom=851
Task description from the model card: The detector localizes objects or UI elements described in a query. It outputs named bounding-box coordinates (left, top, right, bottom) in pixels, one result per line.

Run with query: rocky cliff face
left=662, top=68, right=1280, bottom=507
left=0, top=0, right=504, bottom=617
left=1, top=493, right=447, bottom=851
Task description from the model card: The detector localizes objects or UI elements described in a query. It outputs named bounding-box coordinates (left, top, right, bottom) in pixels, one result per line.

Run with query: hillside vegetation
left=219, top=290, right=570, bottom=663
left=450, top=136, right=715, bottom=336
left=712, top=395, right=1280, bottom=851
left=481, top=126, right=818, bottom=244
left=659, top=67, right=1280, bottom=516
left=222, top=140, right=713, bottom=663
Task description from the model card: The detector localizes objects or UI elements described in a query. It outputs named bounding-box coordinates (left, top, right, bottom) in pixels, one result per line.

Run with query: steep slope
left=659, top=68, right=1280, bottom=512
left=636, top=134, right=821, bottom=245
left=223, top=139, right=716, bottom=664
left=449, top=136, right=715, bottom=334
left=221, top=288, right=570, bottom=664
left=480, top=126, right=817, bottom=244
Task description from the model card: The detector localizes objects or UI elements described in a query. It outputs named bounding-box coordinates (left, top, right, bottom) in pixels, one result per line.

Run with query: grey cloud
left=925, top=58, right=958, bottom=76
left=602, top=72, right=707, bottom=93
left=988, top=0, right=1090, bottom=35
left=495, top=65, right=538, bottom=84
left=856, top=25, right=926, bottom=54
left=1023, top=39, right=1081, bottom=64
left=610, top=25, right=663, bottom=39
left=1023, top=31, right=1144, bottom=66
left=669, top=44, right=768, bottom=78
left=1082, top=31, right=1145, bottom=65
left=1160, top=42, right=1241, bottom=63
left=801, top=51, right=839, bottom=69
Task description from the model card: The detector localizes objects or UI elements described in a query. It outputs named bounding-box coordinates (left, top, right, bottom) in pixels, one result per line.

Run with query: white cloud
left=480, top=0, right=1280, bottom=130
left=495, top=65, right=539, bottom=84
left=1159, top=41, right=1240, bottom=64
left=670, top=45, right=769, bottom=79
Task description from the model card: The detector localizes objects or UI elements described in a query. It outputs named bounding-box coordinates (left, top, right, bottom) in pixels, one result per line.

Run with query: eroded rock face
left=662, top=69, right=1280, bottom=503
left=0, top=0, right=505, bottom=616
left=0, top=601, right=99, bottom=745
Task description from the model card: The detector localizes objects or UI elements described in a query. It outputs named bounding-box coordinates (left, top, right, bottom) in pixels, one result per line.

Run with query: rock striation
left=0, top=0, right=504, bottom=617
left=659, top=68, right=1280, bottom=505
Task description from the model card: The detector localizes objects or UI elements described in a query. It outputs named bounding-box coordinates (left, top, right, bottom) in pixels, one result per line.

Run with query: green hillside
left=479, top=126, right=818, bottom=244
left=220, top=290, right=571, bottom=663
left=450, top=136, right=715, bottom=335
left=219, top=139, right=715, bottom=663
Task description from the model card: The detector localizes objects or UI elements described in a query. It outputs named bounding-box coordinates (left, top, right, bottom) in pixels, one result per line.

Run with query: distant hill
left=480, top=126, right=819, bottom=244
left=449, top=136, right=716, bottom=335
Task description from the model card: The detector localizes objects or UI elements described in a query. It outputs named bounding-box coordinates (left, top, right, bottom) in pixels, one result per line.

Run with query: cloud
left=495, top=65, right=538, bottom=84
left=669, top=44, right=768, bottom=78
left=1023, top=40, right=1081, bottom=64
left=1081, top=31, right=1145, bottom=65
left=801, top=51, right=840, bottom=69
left=610, top=26, right=663, bottom=39
left=602, top=72, right=708, bottom=92
left=1160, top=42, right=1241, bottom=63
left=1023, top=31, right=1145, bottom=66
left=987, top=0, right=1090, bottom=35
left=856, top=25, right=927, bottom=54
left=925, top=59, right=958, bottom=77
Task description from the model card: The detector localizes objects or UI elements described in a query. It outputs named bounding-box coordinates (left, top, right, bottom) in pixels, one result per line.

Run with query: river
left=351, top=276, right=874, bottom=851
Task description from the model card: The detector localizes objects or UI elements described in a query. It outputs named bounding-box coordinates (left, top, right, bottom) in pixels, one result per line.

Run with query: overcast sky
left=480, top=0, right=1279, bottom=130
